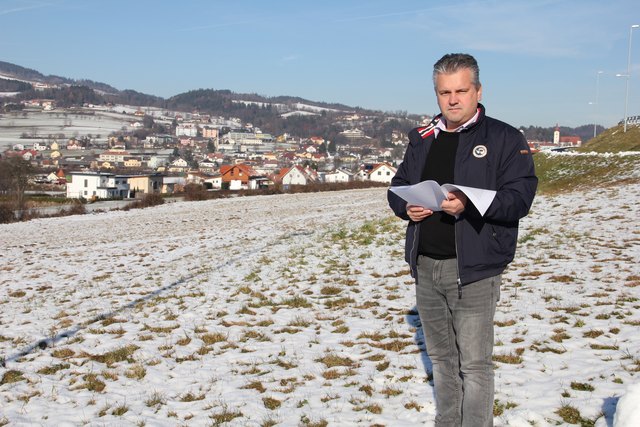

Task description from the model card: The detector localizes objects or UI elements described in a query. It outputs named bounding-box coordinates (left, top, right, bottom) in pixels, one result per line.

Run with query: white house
left=171, top=158, right=188, bottom=168
left=368, top=163, right=396, bottom=184
left=276, top=166, right=309, bottom=186
left=66, top=172, right=130, bottom=199
left=355, top=163, right=396, bottom=184
left=176, top=123, right=198, bottom=137
left=204, top=175, right=223, bottom=190
left=323, top=168, right=353, bottom=183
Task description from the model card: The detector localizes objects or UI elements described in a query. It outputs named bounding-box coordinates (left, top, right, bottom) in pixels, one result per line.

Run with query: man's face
left=435, top=68, right=482, bottom=130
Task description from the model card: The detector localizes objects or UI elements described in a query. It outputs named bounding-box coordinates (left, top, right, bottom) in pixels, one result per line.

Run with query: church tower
left=553, top=124, right=560, bottom=145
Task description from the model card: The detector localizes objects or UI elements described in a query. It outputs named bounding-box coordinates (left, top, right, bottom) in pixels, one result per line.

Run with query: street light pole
left=623, top=24, right=639, bottom=132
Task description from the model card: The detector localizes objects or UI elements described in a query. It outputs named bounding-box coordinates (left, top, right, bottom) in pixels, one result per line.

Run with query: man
left=387, top=53, right=537, bottom=426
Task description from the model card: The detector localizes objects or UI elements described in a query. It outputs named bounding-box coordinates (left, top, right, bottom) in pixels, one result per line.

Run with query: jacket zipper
left=454, top=219, right=462, bottom=299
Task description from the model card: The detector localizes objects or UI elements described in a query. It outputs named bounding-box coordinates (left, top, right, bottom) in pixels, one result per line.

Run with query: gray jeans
left=416, top=255, right=500, bottom=427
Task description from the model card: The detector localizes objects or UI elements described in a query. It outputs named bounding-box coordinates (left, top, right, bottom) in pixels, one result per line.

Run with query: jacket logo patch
left=473, top=145, right=488, bottom=158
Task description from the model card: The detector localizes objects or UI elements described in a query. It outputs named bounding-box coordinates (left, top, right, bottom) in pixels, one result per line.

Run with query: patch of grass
left=262, top=396, right=282, bottom=410
left=112, top=403, right=129, bottom=416
left=570, top=381, right=595, bottom=392
left=145, top=390, right=167, bottom=407
left=556, top=404, right=581, bottom=423
left=376, top=360, right=390, bottom=371
left=320, top=286, right=342, bottom=296
left=90, top=344, right=138, bottom=367
left=279, top=296, right=312, bottom=308
left=551, top=328, right=571, bottom=343
left=179, top=391, right=206, bottom=402
left=381, top=386, right=403, bottom=397
left=494, top=319, right=517, bottom=327
left=78, top=373, right=106, bottom=392
left=324, top=297, right=355, bottom=309
left=583, top=329, right=604, bottom=339
left=8, top=290, right=26, bottom=298
left=288, top=316, right=311, bottom=327
left=201, top=332, right=227, bottom=345
left=492, top=351, right=523, bottom=364
left=51, top=348, right=75, bottom=358
left=37, top=363, right=70, bottom=375
left=209, top=407, right=243, bottom=425
left=299, top=415, right=328, bottom=427
left=125, top=364, right=146, bottom=380
left=241, top=380, right=266, bottom=393
left=1, top=370, right=25, bottom=385
left=317, top=353, right=357, bottom=368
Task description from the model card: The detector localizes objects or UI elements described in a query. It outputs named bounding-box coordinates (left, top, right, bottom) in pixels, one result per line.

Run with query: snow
left=1, top=184, right=639, bottom=426
left=614, top=382, right=640, bottom=427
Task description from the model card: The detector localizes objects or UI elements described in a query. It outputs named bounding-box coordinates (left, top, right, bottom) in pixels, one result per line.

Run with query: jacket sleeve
left=483, top=128, right=537, bottom=222
left=387, top=131, right=420, bottom=221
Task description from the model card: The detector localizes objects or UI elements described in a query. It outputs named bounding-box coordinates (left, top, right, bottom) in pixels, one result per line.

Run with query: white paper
left=389, top=180, right=496, bottom=216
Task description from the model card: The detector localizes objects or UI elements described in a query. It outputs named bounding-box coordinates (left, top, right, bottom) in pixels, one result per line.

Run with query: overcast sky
left=1, top=0, right=639, bottom=128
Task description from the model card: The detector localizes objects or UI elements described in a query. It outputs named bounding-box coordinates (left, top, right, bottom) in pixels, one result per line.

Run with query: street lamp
left=590, top=71, right=604, bottom=138
left=623, top=24, right=639, bottom=132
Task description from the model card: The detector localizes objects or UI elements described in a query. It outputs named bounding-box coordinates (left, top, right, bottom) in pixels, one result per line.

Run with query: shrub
left=0, top=203, right=15, bottom=223
left=123, top=193, right=164, bottom=210
left=184, top=183, right=209, bottom=201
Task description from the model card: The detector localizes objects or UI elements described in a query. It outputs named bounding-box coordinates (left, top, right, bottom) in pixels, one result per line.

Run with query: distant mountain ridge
left=0, top=60, right=356, bottom=115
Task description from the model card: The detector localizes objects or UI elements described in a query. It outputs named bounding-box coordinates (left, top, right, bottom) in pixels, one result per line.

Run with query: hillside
left=578, top=123, right=640, bottom=153
left=0, top=60, right=605, bottom=140
left=532, top=122, right=640, bottom=194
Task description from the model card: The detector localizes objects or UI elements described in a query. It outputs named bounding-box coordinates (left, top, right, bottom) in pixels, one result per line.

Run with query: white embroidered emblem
left=473, top=145, right=488, bottom=158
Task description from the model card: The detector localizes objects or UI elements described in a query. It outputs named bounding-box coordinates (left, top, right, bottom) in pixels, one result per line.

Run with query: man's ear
left=477, top=84, right=483, bottom=102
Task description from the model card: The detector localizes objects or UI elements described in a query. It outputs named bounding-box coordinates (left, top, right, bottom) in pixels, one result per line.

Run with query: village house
left=162, top=176, right=186, bottom=194
left=168, top=157, right=189, bottom=173
left=340, top=128, right=366, bottom=139
left=220, top=163, right=257, bottom=190
left=203, top=174, right=223, bottom=190
left=128, top=174, right=163, bottom=197
left=176, top=123, right=198, bottom=137
left=201, top=126, right=219, bottom=139
left=355, top=163, right=396, bottom=184
left=45, top=169, right=67, bottom=185
left=66, top=171, right=130, bottom=199
left=274, top=165, right=316, bottom=187
left=124, top=157, right=143, bottom=168
left=99, top=150, right=130, bottom=164
left=323, top=168, right=353, bottom=183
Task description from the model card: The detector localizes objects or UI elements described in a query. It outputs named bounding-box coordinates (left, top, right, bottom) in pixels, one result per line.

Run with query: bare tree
left=0, top=157, right=34, bottom=218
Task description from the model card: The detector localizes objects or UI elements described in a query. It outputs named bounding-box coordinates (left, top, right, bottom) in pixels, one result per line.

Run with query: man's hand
left=441, top=191, right=467, bottom=216
left=407, top=205, right=433, bottom=222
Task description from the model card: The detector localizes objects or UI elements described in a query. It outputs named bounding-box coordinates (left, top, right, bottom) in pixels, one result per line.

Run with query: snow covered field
left=0, top=109, right=135, bottom=151
left=1, top=184, right=639, bottom=426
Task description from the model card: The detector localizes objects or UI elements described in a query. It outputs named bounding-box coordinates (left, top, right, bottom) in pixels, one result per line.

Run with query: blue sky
left=1, top=0, right=639, bottom=129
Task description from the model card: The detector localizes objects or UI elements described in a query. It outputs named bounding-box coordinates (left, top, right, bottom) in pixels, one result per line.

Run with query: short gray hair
left=433, top=53, right=480, bottom=89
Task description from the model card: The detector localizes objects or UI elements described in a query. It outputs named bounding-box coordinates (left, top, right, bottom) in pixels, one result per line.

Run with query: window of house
left=84, top=179, right=88, bottom=187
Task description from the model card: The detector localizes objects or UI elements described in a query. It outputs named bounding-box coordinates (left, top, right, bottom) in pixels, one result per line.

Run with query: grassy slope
left=534, top=124, right=640, bottom=194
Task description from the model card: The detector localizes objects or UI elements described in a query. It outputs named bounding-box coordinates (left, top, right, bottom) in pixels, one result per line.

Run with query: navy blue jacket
left=387, top=104, right=537, bottom=285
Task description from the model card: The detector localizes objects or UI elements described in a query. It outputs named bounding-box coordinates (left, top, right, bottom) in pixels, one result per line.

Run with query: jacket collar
left=417, top=103, right=486, bottom=140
